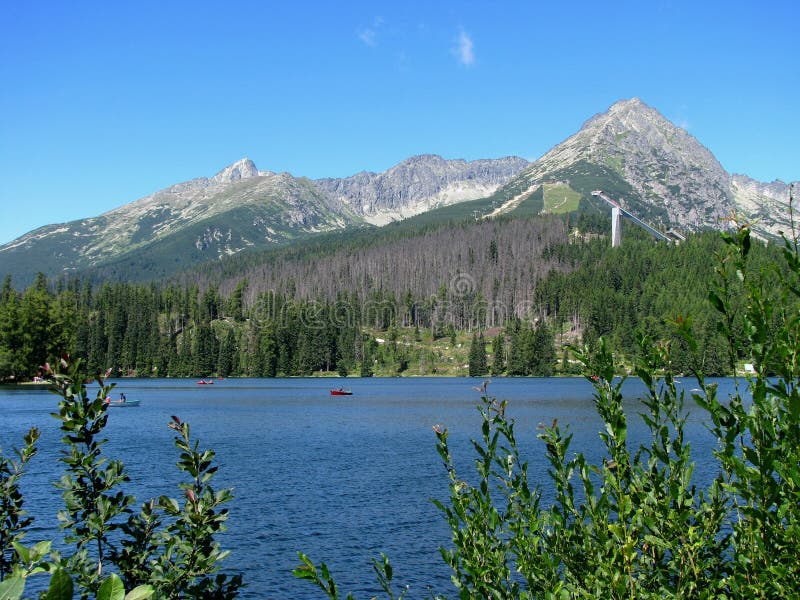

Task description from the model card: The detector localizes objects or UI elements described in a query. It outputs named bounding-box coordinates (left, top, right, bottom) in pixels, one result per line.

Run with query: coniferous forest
left=0, top=213, right=787, bottom=382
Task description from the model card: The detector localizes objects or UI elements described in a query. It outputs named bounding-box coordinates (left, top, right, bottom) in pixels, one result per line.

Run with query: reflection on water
left=0, top=376, right=743, bottom=597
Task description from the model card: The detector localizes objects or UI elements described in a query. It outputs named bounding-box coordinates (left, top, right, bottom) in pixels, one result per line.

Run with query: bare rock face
left=314, top=154, right=529, bottom=224
left=522, top=98, right=735, bottom=229
left=210, top=158, right=261, bottom=184
left=730, top=175, right=797, bottom=237
left=507, top=98, right=796, bottom=238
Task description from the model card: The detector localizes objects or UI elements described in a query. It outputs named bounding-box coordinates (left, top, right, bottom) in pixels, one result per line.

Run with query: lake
left=0, top=377, right=742, bottom=598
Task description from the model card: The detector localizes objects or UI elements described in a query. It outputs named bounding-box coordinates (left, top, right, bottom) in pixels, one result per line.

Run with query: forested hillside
left=2, top=210, right=787, bottom=382
left=182, top=214, right=581, bottom=324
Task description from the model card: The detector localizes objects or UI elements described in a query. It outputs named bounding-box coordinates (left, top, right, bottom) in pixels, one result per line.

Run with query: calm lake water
left=0, top=377, right=744, bottom=598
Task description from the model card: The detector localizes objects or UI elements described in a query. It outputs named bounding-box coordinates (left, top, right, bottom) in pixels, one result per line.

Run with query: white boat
left=105, top=398, right=140, bottom=407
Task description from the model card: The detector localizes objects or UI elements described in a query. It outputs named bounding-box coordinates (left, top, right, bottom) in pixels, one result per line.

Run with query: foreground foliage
left=0, top=358, right=242, bottom=599
left=296, top=215, right=800, bottom=597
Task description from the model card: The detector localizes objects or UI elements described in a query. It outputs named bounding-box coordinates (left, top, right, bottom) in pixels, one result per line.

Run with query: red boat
left=330, top=389, right=352, bottom=396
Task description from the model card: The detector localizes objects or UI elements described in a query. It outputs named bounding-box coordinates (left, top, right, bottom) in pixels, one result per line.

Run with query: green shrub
left=0, top=358, right=242, bottom=599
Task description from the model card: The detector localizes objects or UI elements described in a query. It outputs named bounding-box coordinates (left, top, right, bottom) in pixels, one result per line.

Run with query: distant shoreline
left=0, top=381, right=53, bottom=390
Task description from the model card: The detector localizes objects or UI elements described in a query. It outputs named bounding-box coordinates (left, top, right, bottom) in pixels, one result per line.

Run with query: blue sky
left=1, top=0, right=798, bottom=246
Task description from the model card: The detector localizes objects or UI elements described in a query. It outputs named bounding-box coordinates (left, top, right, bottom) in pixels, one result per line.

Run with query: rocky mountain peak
left=519, top=98, right=734, bottom=230
left=584, top=98, right=683, bottom=142
left=211, top=158, right=260, bottom=184
left=392, top=154, right=447, bottom=168
left=313, top=154, right=528, bottom=224
left=608, top=96, right=647, bottom=113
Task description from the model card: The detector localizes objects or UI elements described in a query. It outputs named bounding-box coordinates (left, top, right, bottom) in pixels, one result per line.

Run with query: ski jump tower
left=590, top=190, right=684, bottom=247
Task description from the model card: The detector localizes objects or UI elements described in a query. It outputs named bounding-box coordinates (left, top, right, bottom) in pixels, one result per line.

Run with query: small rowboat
left=196, top=380, right=214, bottom=385
left=330, top=389, right=353, bottom=396
left=105, top=399, right=140, bottom=407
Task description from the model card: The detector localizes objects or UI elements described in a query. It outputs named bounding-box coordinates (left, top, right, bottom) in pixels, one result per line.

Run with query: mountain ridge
left=314, top=154, right=528, bottom=224
left=0, top=154, right=527, bottom=285
left=1, top=98, right=796, bottom=287
left=488, top=98, right=795, bottom=236
left=494, top=98, right=730, bottom=228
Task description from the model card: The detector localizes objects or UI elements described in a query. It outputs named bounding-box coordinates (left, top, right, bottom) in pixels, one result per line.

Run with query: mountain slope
left=0, top=155, right=528, bottom=286
left=314, top=154, right=529, bottom=224
left=489, top=98, right=795, bottom=238
left=0, top=159, right=361, bottom=285
left=730, top=174, right=796, bottom=232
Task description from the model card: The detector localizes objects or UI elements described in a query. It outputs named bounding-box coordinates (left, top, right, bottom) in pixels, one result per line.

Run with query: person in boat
left=120, top=393, right=126, bottom=403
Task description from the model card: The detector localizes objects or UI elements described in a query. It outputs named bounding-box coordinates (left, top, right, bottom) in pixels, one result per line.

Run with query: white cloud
left=359, top=28, right=377, bottom=46
left=675, top=104, right=692, bottom=130
left=358, top=16, right=385, bottom=47
left=453, top=30, right=474, bottom=66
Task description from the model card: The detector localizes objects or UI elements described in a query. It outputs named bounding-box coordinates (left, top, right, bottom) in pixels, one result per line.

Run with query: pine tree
left=217, top=328, right=237, bottom=377
left=17, top=273, right=51, bottom=378
left=360, top=334, right=374, bottom=377
left=174, top=330, right=193, bottom=377
left=259, top=328, right=278, bottom=377
left=468, top=331, right=488, bottom=376
left=0, top=276, right=20, bottom=380
left=227, top=279, right=247, bottom=321
left=491, top=333, right=506, bottom=375
left=193, top=323, right=218, bottom=376
left=507, top=321, right=527, bottom=376
left=530, top=322, right=556, bottom=376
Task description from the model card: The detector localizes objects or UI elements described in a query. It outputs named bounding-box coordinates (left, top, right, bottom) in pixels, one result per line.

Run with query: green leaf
left=124, top=585, right=155, bottom=600
left=44, top=568, right=73, bottom=600
left=0, top=576, right=25, bottom=600
left=97, top=573, right=125, bottom=600
left=741, top=229, right=751, bottom=256
left=707, top=291, right=725, bottom=313
left=11, top=542, right=29, bottom=564
left=32, top=540, right=53, bottom=559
